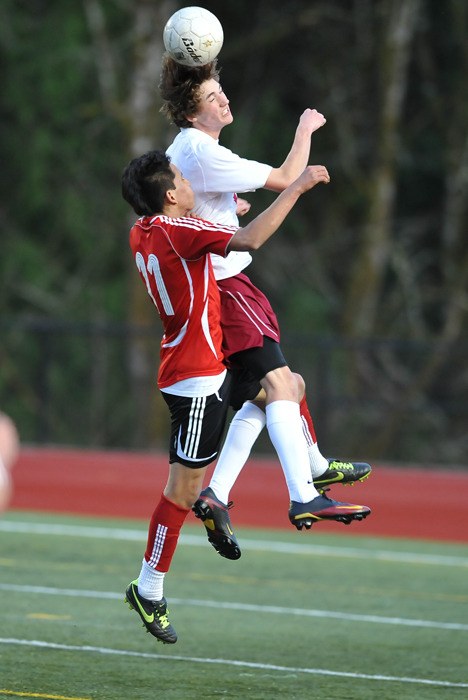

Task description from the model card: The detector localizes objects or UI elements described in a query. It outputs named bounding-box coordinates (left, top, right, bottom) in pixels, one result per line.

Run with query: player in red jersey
left=121, top=150, right=370, bottom=644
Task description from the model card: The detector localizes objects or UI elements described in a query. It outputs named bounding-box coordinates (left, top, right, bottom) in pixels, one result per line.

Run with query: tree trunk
left=343, top=0, right=421, bottom=338
left=124, top=0, right=177, bottom=448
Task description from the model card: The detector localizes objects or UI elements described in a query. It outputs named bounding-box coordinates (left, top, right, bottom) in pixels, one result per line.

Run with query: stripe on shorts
left=226, top=290, right=279, bottom=339
left=185, top=396, right=206, bottom=458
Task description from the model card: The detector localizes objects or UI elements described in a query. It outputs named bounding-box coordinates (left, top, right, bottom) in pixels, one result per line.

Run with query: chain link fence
left=1, top=317, right=466, bottom=467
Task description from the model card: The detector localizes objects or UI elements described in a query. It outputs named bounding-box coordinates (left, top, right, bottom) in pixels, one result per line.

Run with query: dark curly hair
left=121, top=150, right=175, bottom=216
left=159, top=53, right=220, bottom=128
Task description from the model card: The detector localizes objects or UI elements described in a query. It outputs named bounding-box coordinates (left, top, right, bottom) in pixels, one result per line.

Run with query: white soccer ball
left=163, top=6, right=224, bottom=67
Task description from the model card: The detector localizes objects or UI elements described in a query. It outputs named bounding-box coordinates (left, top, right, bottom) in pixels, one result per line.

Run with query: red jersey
left=129, top=214, right=237, bottom=388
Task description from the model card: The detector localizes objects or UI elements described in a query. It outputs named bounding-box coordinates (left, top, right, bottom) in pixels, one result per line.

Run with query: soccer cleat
left=313, top=459, right=372, bottom=489
left=124, top=580, right=177, bottom=644
left=192, top=487, right=241, bottom=560
left=289, top=493, right=371, bottom=530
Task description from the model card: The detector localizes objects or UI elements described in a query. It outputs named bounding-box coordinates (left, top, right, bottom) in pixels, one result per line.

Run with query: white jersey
left=167, top=128, right=272, bottom=280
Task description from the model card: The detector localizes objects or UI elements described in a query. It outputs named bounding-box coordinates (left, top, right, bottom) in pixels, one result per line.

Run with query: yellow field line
left=0, top=690, right=91, bottom=700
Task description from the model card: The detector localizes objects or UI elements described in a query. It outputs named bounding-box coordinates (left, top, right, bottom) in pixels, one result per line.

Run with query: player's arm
left=227, top=165, right=330, bottom=252
left=264, top=109, right=326, bottom=193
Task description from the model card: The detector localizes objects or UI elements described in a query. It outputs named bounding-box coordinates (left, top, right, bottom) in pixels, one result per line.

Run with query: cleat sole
left=291, top=509, right=370, bottom=529
left=207, top=533, right=241, bottom=560
left=343, top=472, right=372, bottom=486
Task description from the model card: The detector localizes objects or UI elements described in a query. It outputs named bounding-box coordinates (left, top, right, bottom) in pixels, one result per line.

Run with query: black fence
left=1, top=317, right=466, bottom=467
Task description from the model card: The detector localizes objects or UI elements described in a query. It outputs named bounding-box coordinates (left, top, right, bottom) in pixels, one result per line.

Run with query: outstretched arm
left=264, top=108, right=326, bottom=192
left=228, top=165, right=330, bottom=252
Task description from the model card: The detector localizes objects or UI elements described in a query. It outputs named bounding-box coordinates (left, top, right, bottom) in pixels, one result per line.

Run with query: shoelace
left=156, top=610, right=171, bottom=629
left=329, top=461, right=354, bottom=470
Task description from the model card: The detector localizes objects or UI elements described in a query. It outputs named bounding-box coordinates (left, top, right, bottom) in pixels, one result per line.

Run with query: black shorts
left=162, top=371, right=260, bottom=469
left=229, top=336, right=288, bottom=382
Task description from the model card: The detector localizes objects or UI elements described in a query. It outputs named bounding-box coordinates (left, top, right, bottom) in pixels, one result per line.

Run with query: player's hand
left=236, top=197, right=251, bottom=216
left=297, top=165, right=330, bottom=192
left=300, top=108, right=326, bottom=134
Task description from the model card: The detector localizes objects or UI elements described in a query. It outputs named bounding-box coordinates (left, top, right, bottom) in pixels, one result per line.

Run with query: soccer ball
left=163, top=6, right=224, bottom=67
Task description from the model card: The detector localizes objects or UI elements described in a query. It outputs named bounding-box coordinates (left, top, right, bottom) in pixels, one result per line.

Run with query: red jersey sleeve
left=159, top=215, right=237, bottom=260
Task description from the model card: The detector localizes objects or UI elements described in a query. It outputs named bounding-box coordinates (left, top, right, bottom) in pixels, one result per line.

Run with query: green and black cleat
left=314, top=459, right=372, bottom=489
left=124, top=580, right=177, bottom=644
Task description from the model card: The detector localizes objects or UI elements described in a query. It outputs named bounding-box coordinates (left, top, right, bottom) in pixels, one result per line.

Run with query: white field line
left=0, top=638, right=467, bottom=689
left=1, top=519, right=468, bottom=568
left=0, top=583, right=466, bottom=632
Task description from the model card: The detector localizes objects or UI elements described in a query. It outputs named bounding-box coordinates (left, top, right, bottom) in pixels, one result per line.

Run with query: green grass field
left=1, top=510, right=467, bottom=700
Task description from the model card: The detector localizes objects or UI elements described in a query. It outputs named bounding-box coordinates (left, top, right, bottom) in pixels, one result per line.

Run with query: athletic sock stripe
left=301, top=415, right=315, bottom=448
left=148, top=523, right=168, bottom=568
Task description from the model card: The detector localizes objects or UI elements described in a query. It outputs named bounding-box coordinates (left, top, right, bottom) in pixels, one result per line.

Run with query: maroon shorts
left=217, top=272, right=280, bottom=360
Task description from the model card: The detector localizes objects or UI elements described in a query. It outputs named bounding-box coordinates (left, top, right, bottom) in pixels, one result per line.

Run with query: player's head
left=159, top=54, right=220, bottom=128
left=122, top=150, right=195, bottom=217
left=122, top=150, right=176, bottom=216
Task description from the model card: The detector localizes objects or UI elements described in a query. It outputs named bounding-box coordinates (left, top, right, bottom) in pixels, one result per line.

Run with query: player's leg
left=259, top=362, right=371, bottom=530
left=294, top=374, right=329, bottom=477
left=217, top=273, right=371, bottom=491
left=125, top=374, right=233, bottom=643
left=206, top=371, right=325, bottom=504
left=260, top=363, right=322, bottom=502
left=125, top=463, right=200, bottom=645
left=217, top=271, right=330, bottom=478
left=294, top=375, right=372, bottom=487
left=195, top=339, right=371, bottom=553
left=191, top=369, right=264, bottom=561
left=208, top=400, right=266, bottom=504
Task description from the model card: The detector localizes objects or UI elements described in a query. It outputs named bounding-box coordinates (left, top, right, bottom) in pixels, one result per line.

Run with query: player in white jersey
left=121, top=150, right=370, bottom=644
left=160, top=57, right=372, bottom=559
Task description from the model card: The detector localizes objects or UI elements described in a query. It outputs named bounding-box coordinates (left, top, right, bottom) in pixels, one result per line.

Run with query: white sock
left=308, top=442, right=329, bottom=478
left=266, top=400, right=320, bottom=503
left=137, top=559, right=165, bottom=601
left=209, top=402, right=266, bottom=504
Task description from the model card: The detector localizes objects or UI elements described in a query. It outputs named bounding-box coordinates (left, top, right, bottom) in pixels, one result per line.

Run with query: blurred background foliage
left=1, top=0, right=467, bottom=465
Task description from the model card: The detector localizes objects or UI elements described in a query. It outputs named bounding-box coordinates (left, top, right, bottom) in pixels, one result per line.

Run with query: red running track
left=8, top=447, right=468, bottom=544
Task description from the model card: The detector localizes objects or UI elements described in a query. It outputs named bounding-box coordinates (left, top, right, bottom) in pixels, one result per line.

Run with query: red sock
left=144, top=493, right=190, bottom=573
left=300, top=395, right=317, bottom=446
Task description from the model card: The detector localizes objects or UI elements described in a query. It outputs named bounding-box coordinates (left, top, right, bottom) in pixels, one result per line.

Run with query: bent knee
left=261, top=366, right=299, bottom=402
left=292, top=372, right=305, bottom=400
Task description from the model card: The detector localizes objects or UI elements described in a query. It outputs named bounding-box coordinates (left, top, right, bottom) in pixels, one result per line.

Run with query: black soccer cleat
left=124, top=580, right=177, bottom=644
left=313, top=459, right=372, bottom=489
left=192, top=487, right=241, bottom=560
left=289, top=493, right=371, bottom=530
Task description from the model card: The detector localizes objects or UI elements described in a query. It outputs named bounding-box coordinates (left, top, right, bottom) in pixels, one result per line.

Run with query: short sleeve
left=193, top=138, right=272, bottom=194
left=164, top=216, right=237, bottom=261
